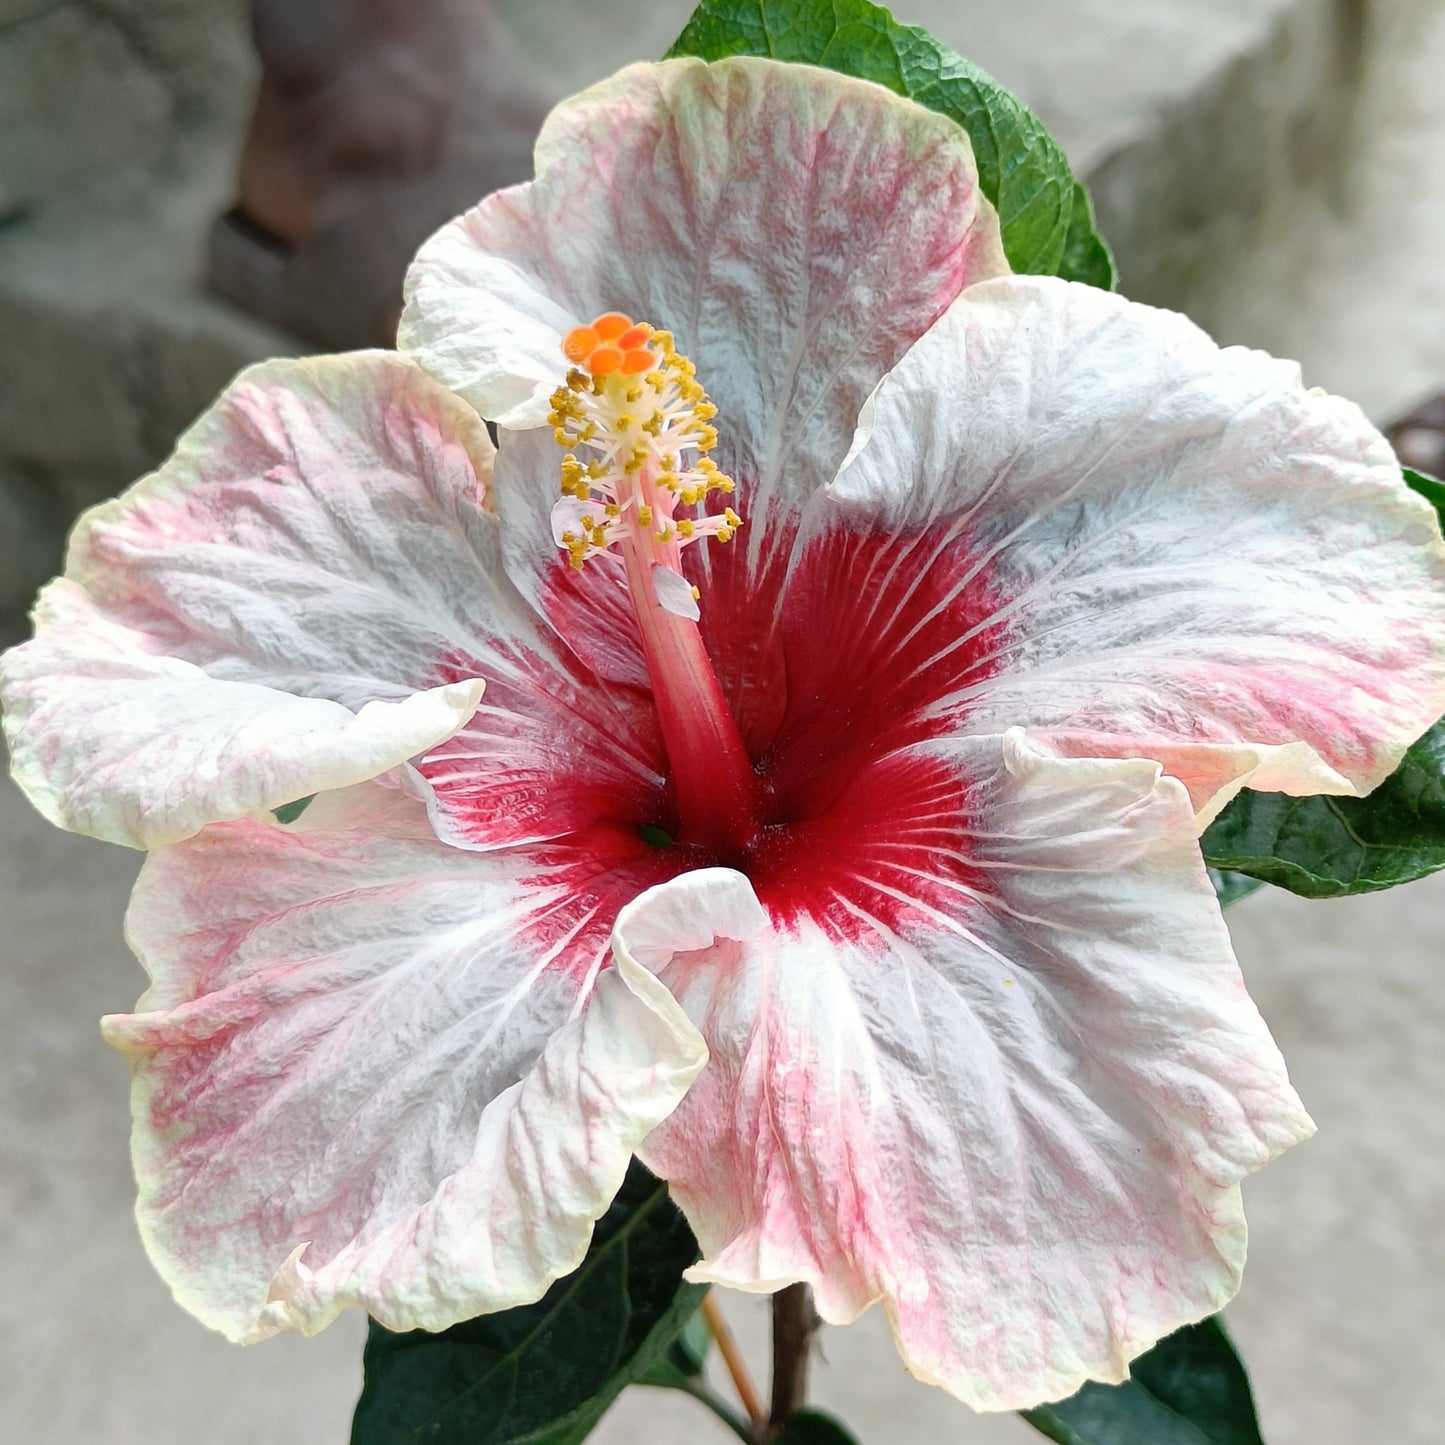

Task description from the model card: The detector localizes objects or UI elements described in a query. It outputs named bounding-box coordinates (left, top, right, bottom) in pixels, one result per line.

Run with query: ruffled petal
left=402, top=57, right=1002, bottom=438
left=0, top=580, right=482, bottom=848
left=0, top=350, right=666, bottom=850
left=62, top=352, right=497, bottom=707
left=401, top=56, right=1006, bottom=710
left=625, top=734, right=1311, bottom=1410
left=818, top=275, right=1445, bottom=820
left=103, top=785, right=705, bottom=1342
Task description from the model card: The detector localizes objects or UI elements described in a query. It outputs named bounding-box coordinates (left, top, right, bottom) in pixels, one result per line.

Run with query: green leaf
left=1060, top=182, right=1116, bottom=291
left=666, top=0, right=1115, bottom=287
left=1207, top=867, right=1266, bottom=909
left=1405, top=465, right=1445, bottom=530
left=1201, top=715, right=1445, bottom=898
left=271, top=794, right=315, bottom=824
left=351, top=1162, right=705, bottom=1445
left=635, top=1301, right=711, bottom=1389
left=1021, top=1316, right=1264, bottom=1445
left=780, top=1408, right=865, bottom=1444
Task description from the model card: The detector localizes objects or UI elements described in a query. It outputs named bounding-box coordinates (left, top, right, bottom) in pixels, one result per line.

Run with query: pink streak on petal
left=631, top=741, right=1314, bottom=1410
left=827, top=275, right=1445, bottom=810
left=106, top=785, right=706, bottom=1342
left=415, top=640, right=666, bottom=850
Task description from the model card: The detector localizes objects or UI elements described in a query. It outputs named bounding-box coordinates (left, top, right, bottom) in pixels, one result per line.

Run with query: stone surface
left=0, top=157, right=295, bottom=627
left=0, top=0, right=253, bottom=213
left=1191, top=0, right=1445, bottom=420
left=0, top=0, right=282, bottom=630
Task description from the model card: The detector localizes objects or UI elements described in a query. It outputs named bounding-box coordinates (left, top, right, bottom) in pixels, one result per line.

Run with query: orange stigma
left=563, top=311, right=657, bottom=380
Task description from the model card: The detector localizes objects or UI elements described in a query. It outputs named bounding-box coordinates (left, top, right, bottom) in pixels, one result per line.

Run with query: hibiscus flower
left=4, top=57, right=1443, bottom=1412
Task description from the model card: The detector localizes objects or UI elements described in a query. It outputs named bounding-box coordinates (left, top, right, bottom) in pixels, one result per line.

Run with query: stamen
left=548, top=310, right=755, bottom=855
left=547, top=310, right=742, bottom=581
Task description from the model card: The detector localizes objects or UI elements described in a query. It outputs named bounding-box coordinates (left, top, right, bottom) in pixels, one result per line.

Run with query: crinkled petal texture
left=400, top=55, right=1007, bottom=707
left=104, top=786, right=706, bottom=1342
left=0, top=351, right=672, bottom=851
left=2, top=579, right=483, bottom=849
left=623, top=733, right=1313, bottom=1411
left=820, top=276, right=1445, bottom=822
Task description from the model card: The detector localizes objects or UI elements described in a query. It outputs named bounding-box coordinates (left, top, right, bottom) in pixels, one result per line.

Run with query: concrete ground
left=4, top=0, right=1445, bottom=1442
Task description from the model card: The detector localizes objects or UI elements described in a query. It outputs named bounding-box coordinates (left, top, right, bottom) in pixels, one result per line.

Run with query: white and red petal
left=103, top=785, right=705, bottom=1342
left=400, top=57, right=1006, bottom=718
left=623, top=734, right=1312, bottom=1411
left=0, top=350, right=667, bottom=850
left=0, top=580, right=483, bottom=848
left=815, top=275, right=1445, bottom=819
left=402, top=57, right=1003, bottom=452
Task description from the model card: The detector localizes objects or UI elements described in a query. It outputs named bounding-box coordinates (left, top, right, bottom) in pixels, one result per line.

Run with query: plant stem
left=702, top=1290, right=768, bottom=1430
left=767, top=1283, right=820, bottom=1437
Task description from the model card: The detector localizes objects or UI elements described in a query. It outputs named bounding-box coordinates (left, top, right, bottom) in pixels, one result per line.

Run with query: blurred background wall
left=2, top=2, right=1443, bottom=1442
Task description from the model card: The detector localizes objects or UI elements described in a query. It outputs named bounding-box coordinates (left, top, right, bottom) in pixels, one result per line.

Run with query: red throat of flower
left=550, top=313, right=757, bottom=856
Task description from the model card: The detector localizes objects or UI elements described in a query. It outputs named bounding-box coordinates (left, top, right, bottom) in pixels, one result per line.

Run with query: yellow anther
left=552, top=318, right=741, bottom=577
left=690, top=585, right=701, bottom=600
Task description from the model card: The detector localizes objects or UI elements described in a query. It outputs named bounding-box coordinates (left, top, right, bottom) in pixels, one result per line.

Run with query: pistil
left=549, top=313, right=757, bottom=856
